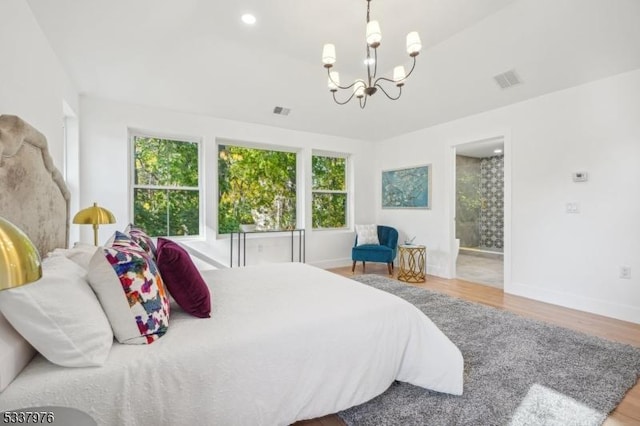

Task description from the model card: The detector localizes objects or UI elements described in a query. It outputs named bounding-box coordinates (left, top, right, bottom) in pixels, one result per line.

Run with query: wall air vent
left=493, top=69, right=522, bottom=89
left=273, top=106, right=291, bottom=116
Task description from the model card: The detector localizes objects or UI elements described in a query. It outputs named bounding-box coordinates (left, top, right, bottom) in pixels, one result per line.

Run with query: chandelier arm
left=327, top=68, right=358, bottom=90
left=373, top=56, right=418, bottom=87
left=375, top=82, right=402, bottom=101
left=359, top=96, right=367, bottom=109
left=366, top=46, right=373, bottom=85
left=403, top=55, right=418, bottom=80
left=332, top=90, right=357, bottom=106
left=374, top=76, right=398, bottom=85
left=372, top=47, right=378, bottom=81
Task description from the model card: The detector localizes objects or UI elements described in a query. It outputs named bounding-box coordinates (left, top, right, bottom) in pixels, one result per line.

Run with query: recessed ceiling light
left=241, top=13, right=256, bottom=25
left=494, top=149, right=503, bottom=154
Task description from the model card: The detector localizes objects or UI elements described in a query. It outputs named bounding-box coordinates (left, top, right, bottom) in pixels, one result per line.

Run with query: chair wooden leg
left=362, top=261, right=365, bottom=273
left=351, top=261, right=356, bottom=273
left=387, top=263, right=392, bottom=276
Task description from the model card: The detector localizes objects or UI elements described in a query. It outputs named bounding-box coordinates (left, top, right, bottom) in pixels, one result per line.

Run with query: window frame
left=311, top=150, right=350, bottom=231
left=128, top=130, right=204, bottom=239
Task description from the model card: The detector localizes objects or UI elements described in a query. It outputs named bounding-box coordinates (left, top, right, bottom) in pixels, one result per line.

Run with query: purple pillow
left=156, top=238, right=211, bottom=318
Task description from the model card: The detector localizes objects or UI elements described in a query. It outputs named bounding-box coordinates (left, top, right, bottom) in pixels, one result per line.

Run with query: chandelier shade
left=366, top=21, right=382, bottom=47
left=393, top=66, right=407, bottom=85
left=322, top=44, right=336, bottom=67
left=322, top=0, right=421, bottom=108
left=406, top=31, right=422, bottom=56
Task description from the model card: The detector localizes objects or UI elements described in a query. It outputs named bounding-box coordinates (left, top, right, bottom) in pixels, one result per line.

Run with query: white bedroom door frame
left=447, top=132, right=512, bottom=292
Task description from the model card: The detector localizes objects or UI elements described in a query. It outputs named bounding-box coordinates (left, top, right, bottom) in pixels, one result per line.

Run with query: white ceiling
left=27, top=0, right=640, bottom=141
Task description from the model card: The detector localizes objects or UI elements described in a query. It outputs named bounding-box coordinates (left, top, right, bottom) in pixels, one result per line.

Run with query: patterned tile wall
left=455, top=155, right=481, bottom=247
left=479, top=155, right=504, bottom=249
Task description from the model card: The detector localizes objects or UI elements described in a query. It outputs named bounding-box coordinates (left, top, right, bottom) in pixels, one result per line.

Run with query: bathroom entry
left=454, top=138, right=504, bottom=288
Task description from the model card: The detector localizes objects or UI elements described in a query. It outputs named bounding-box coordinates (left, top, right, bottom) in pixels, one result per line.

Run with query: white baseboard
left=312, top=258, right=449, bottom=278
left=508, top=282, right=640, bottom=325
left=427, top=265, right=448, bottom=278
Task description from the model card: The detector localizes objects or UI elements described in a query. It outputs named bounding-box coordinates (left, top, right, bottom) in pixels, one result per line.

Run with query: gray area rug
left=338, top=275, right=640, bottom=426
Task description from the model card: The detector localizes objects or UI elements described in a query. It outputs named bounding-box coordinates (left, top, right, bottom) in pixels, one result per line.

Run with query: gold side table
left=397, top=244, right=426, bottom=283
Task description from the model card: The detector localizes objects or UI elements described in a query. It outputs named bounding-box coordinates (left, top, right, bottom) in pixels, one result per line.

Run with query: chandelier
left=322, top=0, right=422, bottom=108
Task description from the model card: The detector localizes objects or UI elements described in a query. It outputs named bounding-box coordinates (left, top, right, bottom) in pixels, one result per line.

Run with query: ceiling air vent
left=273, top=106, right=291, bottom=116
left=493, top=69, right=522, bottom=89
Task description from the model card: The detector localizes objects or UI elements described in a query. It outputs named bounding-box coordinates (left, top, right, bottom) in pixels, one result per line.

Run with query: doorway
left=453, top=137, right=505, bottom=289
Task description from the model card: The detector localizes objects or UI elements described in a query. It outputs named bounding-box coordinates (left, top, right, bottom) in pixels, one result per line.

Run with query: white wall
left=0, top=0, right=79, bottom=245
left=0, top=0, right=78, bottom=167
left=79, top=97, right=376, bottom=268
left=374, top=69, right=640, bottom=324
left=78, top=71, right=640, bottom=323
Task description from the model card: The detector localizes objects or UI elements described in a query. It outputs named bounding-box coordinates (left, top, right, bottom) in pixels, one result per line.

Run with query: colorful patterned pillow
left=88, top=234, right=170, bottom=344
left=106, top=230, right=146, bottom=252
left=156, top=238, right=211, bottom=318
left=355, top=224, right=380, bottom=246
left=124, top=224, right=157, bottom=259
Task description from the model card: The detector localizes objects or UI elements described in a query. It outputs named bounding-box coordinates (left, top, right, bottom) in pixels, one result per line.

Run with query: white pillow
left=0, top=313, right=36, bottom=392
left=0, top=256, right=113, bottom=367
left=48, top=243, right=99, bottom=270
left=355, top=224, right=380, bottom=246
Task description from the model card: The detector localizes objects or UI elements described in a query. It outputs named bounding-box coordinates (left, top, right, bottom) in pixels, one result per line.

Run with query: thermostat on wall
left=572, top=171, right=588, bottom=182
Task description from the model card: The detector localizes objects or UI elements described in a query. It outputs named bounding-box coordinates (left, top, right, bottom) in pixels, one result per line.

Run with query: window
left=131, top=135, right=200, bottom=237
left=312, top=154, right=348, bottom=229
left=218, top=144, right=297, bottom=234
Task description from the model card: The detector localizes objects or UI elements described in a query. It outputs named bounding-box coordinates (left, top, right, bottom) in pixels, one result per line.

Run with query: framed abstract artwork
left=381, top=164, right=431, bottom=209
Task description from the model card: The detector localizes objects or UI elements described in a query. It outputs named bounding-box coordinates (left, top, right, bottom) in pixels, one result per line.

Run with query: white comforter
left=0, top=263, right=463, bottom=425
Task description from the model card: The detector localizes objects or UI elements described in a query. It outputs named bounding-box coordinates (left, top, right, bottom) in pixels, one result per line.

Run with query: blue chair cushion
left=352, top=244, right=394, bottom=263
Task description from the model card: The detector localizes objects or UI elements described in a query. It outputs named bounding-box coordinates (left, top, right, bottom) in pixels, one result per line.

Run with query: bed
left=0, top=115, right=463, bottom=425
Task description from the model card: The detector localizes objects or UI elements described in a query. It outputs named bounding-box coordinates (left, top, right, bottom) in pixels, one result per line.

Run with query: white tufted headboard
left=0, top=115, right=70, bottom=256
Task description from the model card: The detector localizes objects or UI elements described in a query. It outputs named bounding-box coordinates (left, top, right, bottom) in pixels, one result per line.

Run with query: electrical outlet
left=619, top=266, right=631, bottom=279
left=566, top=202, right=580, bottom=214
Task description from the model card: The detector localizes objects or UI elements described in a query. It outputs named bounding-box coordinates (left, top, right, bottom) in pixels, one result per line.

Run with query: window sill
left=310, top=227, right=353, bottom=234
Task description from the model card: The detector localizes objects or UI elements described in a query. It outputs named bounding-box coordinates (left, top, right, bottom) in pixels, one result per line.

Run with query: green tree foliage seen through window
left=218, top=145, right=296, bottom=234
left=312, top=155, right=347, bottom=229
left=133, top=136, right=199, bottom=237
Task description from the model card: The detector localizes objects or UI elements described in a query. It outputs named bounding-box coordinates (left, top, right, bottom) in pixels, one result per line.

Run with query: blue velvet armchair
left=352, top=225, right=399, bottom=275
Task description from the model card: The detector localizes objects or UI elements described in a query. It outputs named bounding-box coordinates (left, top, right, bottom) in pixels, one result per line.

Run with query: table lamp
left=0, top=216, right=42, bottom=290
left=73, top=202, right=116, bottom=246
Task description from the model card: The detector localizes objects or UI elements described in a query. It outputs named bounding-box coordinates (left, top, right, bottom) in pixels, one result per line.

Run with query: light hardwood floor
left=294, top=264, right=640, bottom=426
